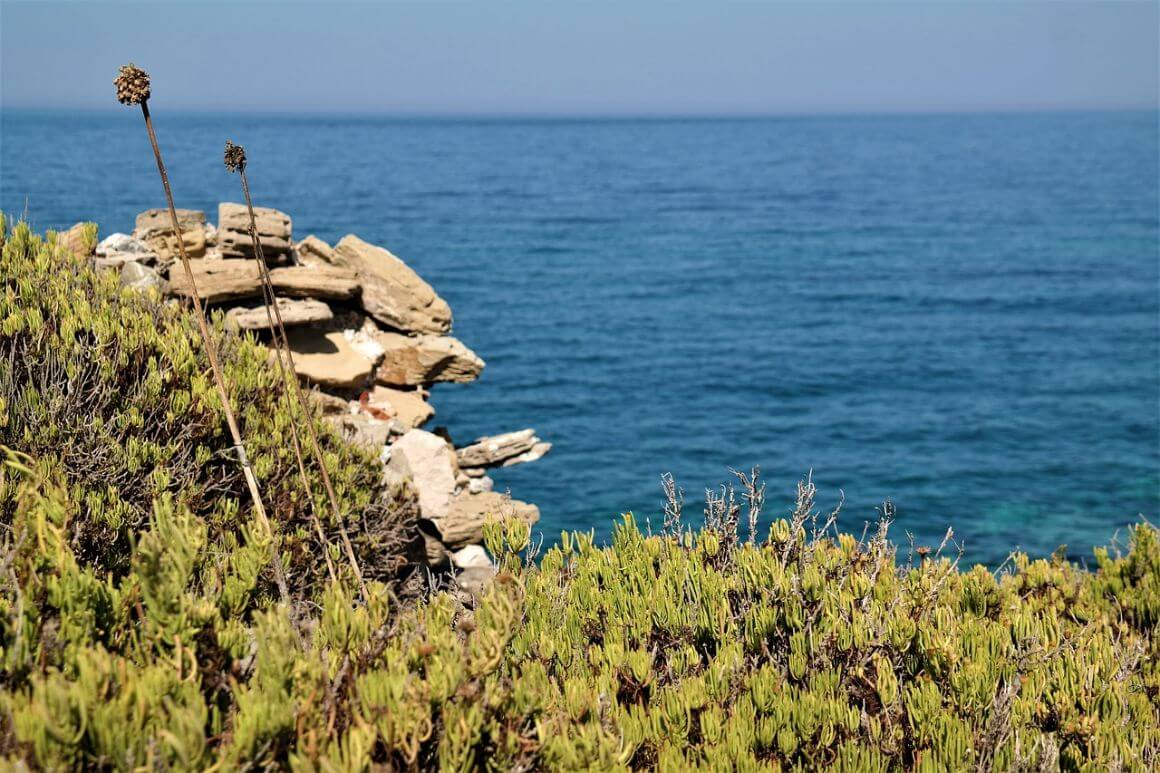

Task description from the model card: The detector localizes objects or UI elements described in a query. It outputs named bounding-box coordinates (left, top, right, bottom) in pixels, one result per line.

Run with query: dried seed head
left=114, top=63, right=150, bottom=106
left=223, top=140, right=247, bottom=173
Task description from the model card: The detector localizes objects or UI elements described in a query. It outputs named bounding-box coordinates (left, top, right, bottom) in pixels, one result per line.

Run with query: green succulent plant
left=1, top=223, right=1157, bottom=770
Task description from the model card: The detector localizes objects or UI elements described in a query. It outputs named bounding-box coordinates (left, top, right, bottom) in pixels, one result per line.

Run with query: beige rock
left=324, top=413, right=392, bottom=450
left=285, top=328, right=376, bottom=391
left=295, top=235, right=336, bottom=266
left=307, top=389, right=352, bottom=415
left=268, top=265, right=360, bottom=300
left=226, top=298, right=333, bottom=331
left=167, top=261, right=261, bottom=304
left=362, top=386, right=434, bottom=429
left=332, top=235, right=452, bottom=334
left=134, top=208, right=206, bottom=260
left=383, top=429, right=459, bottom=522
left=58, top=222, right=96, bottom=258
left=455, top=566, right=496, bottom=597
left=456, top=429, right=538, bottom=468
left=218, top=203, right=292, bottom=259
left=433, top=491, right=540, bottom=549
left=373, top=331, right=484, bottom=386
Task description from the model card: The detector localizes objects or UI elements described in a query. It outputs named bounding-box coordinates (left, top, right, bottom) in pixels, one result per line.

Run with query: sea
left=2, top=109, right=1157, bottom=566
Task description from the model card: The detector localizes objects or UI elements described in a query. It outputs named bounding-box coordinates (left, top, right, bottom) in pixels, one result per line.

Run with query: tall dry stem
left=225, top=141, right=367, bottom=597
left=226, top=142, right=338, bottom=587
left=114, top=64, right=292, bottom=610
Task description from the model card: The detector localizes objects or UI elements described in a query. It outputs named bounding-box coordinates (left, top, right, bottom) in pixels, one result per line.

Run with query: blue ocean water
left=2, top=110, right=1157, bottom=566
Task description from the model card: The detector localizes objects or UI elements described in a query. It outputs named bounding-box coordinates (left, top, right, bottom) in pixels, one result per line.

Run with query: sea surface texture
left=3, top=110, right=1157, bottom=566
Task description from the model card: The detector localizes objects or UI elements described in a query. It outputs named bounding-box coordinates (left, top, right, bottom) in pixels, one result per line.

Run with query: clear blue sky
left=2, top=1, right=1157, bottom=115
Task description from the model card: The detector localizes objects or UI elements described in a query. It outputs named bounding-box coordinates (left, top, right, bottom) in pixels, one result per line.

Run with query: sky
left=1, top=1, right=1157, bottom=115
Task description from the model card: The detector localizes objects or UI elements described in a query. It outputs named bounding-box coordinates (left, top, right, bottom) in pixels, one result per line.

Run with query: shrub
left=1, top=222, right=1156, bottom=770
left=1, top=443, right=1157, bottom=769
left=0, top=220, right=413, bottom=596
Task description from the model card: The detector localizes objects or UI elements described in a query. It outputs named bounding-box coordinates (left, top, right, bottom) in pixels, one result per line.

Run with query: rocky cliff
left=63, top=209, right=549, bottom=588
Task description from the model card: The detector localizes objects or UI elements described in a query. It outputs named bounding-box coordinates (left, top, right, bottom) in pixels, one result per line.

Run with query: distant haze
left=1, top=1, right=1158, bottom=116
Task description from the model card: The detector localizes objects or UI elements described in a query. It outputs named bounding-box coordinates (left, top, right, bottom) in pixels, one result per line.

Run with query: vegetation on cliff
left=0, top=218, right=413, bottom=595
left=1, top=221, right=1157, bottom=770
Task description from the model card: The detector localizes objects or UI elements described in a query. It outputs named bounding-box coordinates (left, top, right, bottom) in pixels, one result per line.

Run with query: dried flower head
left=114, top=63, right=151, bottom=106
left=223, top=140, right=247, bottom=173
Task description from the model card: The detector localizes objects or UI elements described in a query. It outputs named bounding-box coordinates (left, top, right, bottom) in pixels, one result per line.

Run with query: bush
left=0, top=219, right=413, bottom=596
left=1, top=444, right=1157, bottom=769
left=1, top=222, right=1156, bottom=770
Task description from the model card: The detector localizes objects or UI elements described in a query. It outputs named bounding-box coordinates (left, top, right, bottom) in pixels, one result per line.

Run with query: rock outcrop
left=384, top=429, right=459, bottom=522
left=134, top=208, right=206, bottom=260
left=362, top=386, right=434, bottom=429
left=295, top=235, right=335, bottom=266
left=268, top=266, right=360, bottom=300
left=373, top=332, right=485, bottom=386
left=168, top=261, right=260, bottom=303
left=285, top=328, right=377, bottom=391
left=332, top=235, right=452, bottom=334
left=218, top=203, right=292, bottom=260
left=456, top=429, right=551, bottom=470
left=90, top=206, right=550, bottom=583
left=58, top=222, right=96, bottom=259
left=435, top=491, right=540, bottom=549
left=226, top=298, right=333, bottom=330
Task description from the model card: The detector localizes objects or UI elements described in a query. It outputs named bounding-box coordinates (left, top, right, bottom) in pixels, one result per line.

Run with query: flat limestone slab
left=226, top=297, right=333, bottom=330
left=268, top=265, right=360, bottom=300
left=456, top=429, right=538, bottom=468
left=168, top=261, right=261, bottom=304
left=285, top=328, right=376, bottom=391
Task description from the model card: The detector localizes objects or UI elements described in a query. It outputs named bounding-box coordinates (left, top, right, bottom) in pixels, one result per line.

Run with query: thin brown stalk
left=226, top=143, right=367, bottom=597
left=254, top=246, right=339, bottom=586
left=115, top=65, right=292, bottom=609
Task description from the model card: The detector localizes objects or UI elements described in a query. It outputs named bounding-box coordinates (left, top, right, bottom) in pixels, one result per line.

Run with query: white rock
left=451, top=544, right=492, bottom=569
left=383, top=429, right=458, bottom=522
left=468, top=476, right=494, bottom=494
left=120, top=261, right=164, bottom=292
left=96, top=233, right=152, bottom=257
left=502, top=441, right=552, bottom=467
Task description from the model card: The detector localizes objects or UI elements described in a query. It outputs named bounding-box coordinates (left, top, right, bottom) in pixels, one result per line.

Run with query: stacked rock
left=72, top=206, right=550, bottom=591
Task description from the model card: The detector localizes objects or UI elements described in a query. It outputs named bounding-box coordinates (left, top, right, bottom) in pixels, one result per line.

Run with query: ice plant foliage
left=0, top=221, right=411, bottom=596
left=0, top=252, right=1155, bottom=768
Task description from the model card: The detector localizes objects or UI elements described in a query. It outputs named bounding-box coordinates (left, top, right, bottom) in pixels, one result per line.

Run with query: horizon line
left=2, top=104, right=1158, bottom=122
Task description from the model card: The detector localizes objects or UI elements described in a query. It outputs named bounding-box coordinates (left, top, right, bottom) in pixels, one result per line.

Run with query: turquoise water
left=2, top=110, right=1157, bottom=565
